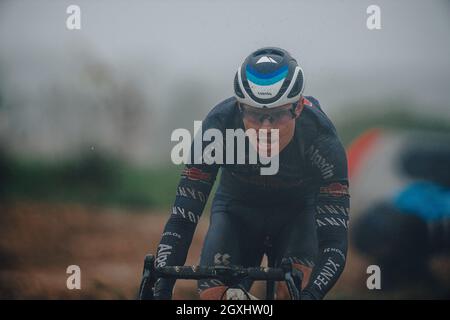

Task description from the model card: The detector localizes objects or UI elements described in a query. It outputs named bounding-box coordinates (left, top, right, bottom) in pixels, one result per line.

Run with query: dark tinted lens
left=240, top=106, right=263, bottom=123
left=270, top=109, right=292, bottom=123
left=240, top=104, right=293, bottom=124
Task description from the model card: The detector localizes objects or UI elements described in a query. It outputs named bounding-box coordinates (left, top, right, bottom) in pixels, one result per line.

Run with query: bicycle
left=138, top=253, right=304, bottom=300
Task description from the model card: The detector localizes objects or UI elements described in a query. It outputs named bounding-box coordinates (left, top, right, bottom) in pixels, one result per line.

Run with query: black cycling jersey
left=153, top=96, right=350, bottom=300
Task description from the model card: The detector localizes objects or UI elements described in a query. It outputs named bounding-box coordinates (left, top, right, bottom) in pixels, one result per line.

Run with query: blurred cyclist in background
left=353, top=145, right=450, bottom=296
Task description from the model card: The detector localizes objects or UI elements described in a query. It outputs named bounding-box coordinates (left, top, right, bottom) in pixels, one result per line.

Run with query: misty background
left=1, top=0, right=449, bottom=164
left=1, top=0, right=450, bottom=299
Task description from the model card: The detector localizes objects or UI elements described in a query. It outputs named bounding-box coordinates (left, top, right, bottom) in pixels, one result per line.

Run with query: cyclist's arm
left=302, top=132, right=350, bottom=300
left=153, top=112, right=224, bottom=299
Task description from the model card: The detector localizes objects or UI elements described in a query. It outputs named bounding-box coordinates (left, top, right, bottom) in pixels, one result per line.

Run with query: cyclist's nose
left=260, top=117, right=273, bottom=128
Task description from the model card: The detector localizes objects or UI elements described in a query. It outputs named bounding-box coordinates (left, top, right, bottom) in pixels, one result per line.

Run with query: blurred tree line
left=1, top=58, right=450, bottom=210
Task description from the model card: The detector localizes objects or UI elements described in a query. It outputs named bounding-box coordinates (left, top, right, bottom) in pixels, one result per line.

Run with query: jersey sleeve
left=153, top=108, right=225, bottom=298
left=302, top=127, right=350, bottom=300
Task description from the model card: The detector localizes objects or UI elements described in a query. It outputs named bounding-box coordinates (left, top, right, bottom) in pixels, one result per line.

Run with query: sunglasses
left=239, top=103, right=297, bottom=125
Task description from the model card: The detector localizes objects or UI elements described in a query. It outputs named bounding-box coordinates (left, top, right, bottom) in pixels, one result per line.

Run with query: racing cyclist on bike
left=143, top=47, right=350, bottom=300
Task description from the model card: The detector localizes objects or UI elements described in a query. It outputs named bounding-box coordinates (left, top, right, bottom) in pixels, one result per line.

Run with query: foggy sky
left=0, top=0, right=449, bottom=163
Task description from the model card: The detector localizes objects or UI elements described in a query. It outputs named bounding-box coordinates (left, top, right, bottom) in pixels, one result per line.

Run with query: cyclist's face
left=241, top=100, right=304, bottom=155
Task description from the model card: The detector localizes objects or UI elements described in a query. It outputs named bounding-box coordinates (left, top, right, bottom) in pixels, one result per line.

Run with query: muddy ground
left=0, top=202, right=448, bottom=299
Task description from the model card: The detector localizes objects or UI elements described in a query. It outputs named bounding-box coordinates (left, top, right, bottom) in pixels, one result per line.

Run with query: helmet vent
left=253, top=48, right=284, bottom=58
left=234, top=72, right=244, bottom=98
left=287, top=70, right=304, bottom=98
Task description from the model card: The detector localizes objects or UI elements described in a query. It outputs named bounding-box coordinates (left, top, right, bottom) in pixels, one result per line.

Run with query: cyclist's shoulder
left=303, top=96, right=322, bottom=109
left=204, top=96, right=239, bottom=129
left=297, top=96, right=347, bottom=177
left=297, top=95, right=339, bottom=141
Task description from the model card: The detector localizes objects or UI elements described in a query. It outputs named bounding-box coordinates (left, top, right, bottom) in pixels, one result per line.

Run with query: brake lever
left=281, top=260, right=303, bottom=300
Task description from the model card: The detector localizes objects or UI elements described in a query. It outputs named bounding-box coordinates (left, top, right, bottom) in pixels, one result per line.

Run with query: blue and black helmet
left=234, top=47, right=305, bottom=108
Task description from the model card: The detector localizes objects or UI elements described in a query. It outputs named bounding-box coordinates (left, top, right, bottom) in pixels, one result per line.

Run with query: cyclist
left=145, top=47, right=350, bottom=300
